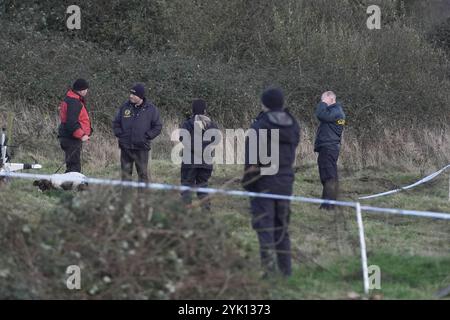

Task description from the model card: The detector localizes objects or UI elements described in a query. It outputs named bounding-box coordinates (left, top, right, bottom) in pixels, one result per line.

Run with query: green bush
left=0, top=22, right=263, bottom=129
left=429, top=17, right=450, bottom=56
left=2, top=0, right=173, bottom=53
left=1, top=0, right=449, bottom=163
left=0, top=186, right=267, bottom=299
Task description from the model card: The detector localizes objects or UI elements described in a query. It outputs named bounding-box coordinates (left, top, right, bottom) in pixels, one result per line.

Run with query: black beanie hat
left=72, top=79, right=89, bottom=91
left=261, top=87, right=284, bottom=110
left=130, top=83, right=146, bottom=99
left=192, top=99, right=207, bottom=115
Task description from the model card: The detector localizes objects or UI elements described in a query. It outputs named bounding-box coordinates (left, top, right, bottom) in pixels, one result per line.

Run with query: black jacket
left=314, top=102, right=345, bottom=152
left=112, top=99, right=162, bottom=150
left=243, top=109, right=300, bottom=195
left=180, top=115, right=219, bottom=170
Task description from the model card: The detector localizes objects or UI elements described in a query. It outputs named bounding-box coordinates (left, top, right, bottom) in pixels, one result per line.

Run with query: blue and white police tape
left=1, top=171, right=450, bottom=220
left=359, top=164, right=450, bottom=200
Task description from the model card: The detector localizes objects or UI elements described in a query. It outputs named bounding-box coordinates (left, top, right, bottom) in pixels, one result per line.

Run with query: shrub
left=1, top=1, right=449, bottom=167
left=429, top=17, right=450, bottom=56
left=0, top=186, right=267, bottom=299
left=1, top=0, right=173, bottom=53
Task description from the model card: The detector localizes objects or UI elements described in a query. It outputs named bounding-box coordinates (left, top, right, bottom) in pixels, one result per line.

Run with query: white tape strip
left=1, top=171, right=450, bottom=220
left=359, top=164, right=450, bottom=200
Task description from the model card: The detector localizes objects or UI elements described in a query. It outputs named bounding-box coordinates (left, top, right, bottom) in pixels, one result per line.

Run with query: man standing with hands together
left=314, top=91, right=346, bottom=210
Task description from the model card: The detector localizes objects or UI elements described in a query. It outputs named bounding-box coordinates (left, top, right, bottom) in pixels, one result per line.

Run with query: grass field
left=1, top=0, right=450, bottom=301
left=1, top=153, right=449, bottom=300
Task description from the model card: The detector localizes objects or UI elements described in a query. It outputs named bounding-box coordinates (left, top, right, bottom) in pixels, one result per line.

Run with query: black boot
left=320, top=179, right=338, bottom=210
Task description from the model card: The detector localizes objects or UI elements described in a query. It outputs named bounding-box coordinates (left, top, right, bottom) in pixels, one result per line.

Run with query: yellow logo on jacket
left=124, top=109, right=131, bottom=118
left=336, top=119, right=346, bottom=126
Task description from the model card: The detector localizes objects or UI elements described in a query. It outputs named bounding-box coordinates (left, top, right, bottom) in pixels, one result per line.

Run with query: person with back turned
left=242, top=87, right=300, bottom=278
left=179, top=99, right=218, bottom=211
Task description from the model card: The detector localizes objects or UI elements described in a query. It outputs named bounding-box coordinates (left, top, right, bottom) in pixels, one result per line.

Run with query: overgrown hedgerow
left=0, top=186, right=267, bottom=299
left=0, top=1, right=449, bottom=170
left=1, top=0, right=450, bottom=133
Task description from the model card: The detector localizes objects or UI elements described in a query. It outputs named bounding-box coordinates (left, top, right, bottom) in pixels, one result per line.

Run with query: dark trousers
left=250, top=197, right=292, bottom=277
left=120, top=148, right=150, bottom=182
left=317, top=147, right=340, bottom=209
left=181, top=167, right=212, bottom=210
left=60, top=137, right=82, bottom=173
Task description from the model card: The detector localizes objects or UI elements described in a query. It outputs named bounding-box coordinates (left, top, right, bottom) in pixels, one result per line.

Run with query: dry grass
left=1, top=99, right=449, bottom=174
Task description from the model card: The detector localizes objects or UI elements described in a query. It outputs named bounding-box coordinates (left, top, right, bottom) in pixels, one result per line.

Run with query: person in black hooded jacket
left=243, top=88, right=300, bottom=278
left=179, top=99, right=218, bottom=211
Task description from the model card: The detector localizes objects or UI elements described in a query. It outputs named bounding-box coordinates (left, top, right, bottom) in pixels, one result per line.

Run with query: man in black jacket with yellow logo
left=314, top=91, right=346, bottom=210
left=113, top=84, right=162, bottom=182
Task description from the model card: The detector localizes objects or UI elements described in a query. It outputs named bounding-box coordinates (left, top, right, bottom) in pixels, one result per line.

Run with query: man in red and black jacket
left=57, top=78, right=92, bottom=173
